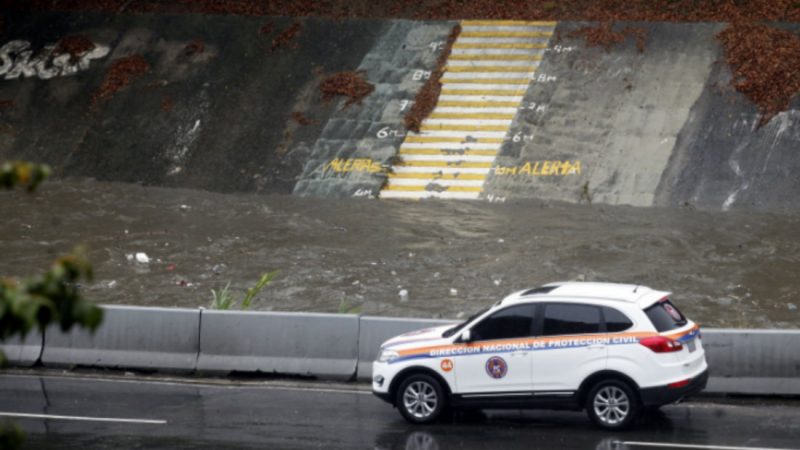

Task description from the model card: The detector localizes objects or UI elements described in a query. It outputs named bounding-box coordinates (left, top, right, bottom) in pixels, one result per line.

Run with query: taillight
left=668, top=379, right=691, bottom=389
left=639, top=336, right=683, bottom=353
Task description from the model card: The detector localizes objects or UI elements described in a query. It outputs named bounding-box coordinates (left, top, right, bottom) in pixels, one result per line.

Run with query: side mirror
left=459, top=330, right=471, bottom=342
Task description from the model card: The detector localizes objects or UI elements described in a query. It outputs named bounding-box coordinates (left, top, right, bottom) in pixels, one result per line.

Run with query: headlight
left=377, top=349, right=399, bottom=363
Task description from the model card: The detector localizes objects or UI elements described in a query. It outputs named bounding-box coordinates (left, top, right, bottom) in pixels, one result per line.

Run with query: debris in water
left=135, top=252, right=150, bottom=264
left=449, top=288, right=458, bottom=296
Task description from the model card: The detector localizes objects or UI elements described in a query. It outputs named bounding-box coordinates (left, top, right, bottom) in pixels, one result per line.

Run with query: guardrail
left=2, top=305, right=798, bottom=395
left=196, top=310, right=359, bottom=380
left=41, top=305, right=200, bottom=373
left=0, top=332, right=43, bottom=367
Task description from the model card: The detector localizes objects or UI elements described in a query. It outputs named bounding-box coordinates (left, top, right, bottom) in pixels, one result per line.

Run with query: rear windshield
left=645, top=299, right=688, bottom=332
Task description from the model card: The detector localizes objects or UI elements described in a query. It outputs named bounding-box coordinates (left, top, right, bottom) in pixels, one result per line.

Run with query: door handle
left=587, top=345, right=606, bottom=350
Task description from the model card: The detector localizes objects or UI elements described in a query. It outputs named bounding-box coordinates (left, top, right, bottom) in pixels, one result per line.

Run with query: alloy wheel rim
left=593, top=385, right=630, bottom=425
left=403, top=381, right=438, bottom=419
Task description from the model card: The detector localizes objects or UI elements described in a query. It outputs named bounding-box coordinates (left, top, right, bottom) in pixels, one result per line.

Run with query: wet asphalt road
left=1, top=372, right=799, bottom=450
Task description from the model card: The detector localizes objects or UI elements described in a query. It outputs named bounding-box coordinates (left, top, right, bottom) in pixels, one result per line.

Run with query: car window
left=470, top=304, right=536, bottom=341
left=542, top=303, right=601, bottom=336
left=442, top=306, right=490, bottom=338
left=645, top=299, right=687, bottom=332
left=603, top=307, right=633, bottom=332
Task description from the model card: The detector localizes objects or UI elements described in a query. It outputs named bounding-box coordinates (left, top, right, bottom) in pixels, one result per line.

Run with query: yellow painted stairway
left=380, top=20, right=557, bottom=200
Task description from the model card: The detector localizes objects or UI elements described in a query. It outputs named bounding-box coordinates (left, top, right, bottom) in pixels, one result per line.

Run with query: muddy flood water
left=1, top=180, right=799, bottom=328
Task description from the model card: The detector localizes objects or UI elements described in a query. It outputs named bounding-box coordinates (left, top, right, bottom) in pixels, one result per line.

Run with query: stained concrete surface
left=2, top=13, right=799, bottom=209
left=1, top=372, right=799, bottom=449
left=1, top=180, right=799, bottom=328
left=487, top=22, right=720, bottom=207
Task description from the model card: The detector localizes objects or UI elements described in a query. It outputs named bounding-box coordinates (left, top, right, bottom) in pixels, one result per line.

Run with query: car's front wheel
left=396, top=374, right=447, bottom=424
left=585, top=379, right=639, bottom=430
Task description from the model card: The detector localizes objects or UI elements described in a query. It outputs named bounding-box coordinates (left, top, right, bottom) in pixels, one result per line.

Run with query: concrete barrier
left=42, top=305, right=200, bottom=372
left=20, top=304, right=800, bottom=395
left=356, top=316, right=457, bottom=380
left=702, top=329, right=800, bottom=395
left=197, top=310, right=359, bottom=380
left=0, top=332, right=43, bottom=367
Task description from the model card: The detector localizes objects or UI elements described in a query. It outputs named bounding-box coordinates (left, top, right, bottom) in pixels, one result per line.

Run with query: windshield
left=442, top=306, right=490, bottom=338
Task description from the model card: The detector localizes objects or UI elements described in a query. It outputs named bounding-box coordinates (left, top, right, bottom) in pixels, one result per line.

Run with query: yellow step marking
left=429, top=112, right=515, bottom=120
left=420, top=124, right=509, bottom=132
left=441, top=89, right=526, bottom=96
left=448, top=54, right=543, bottom=61
left=405, top=136, right=504, bottom=144
left=389, top=172, right=487, bottom=180
left=453, top=43, right=548, bottom=49
left=436, top=101, right=520, bottom=108
left=460, top=31, right=552, bottom=38
left=395, top=173, right=489, bottom=181
left=446, top=65, right=538, bottom=73
left=383, top=185, right=483, bottom=193
left=441, top=78, right=530, bottom=85
left=396, top=161, right=493, bottom=168
left=461, top=20, right=558, bottom=27
left=398, top=148, right=498, bottom=156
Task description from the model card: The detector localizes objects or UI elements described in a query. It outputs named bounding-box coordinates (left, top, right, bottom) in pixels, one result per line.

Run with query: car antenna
left=633, top=285, right=639, bottom=293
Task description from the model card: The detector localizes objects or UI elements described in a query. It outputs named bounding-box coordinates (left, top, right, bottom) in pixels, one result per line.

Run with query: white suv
left=372, top=282, right=708, bottom=429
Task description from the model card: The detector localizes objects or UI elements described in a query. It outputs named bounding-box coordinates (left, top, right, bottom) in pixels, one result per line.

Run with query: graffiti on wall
left=324, top=158, right=385, bottom=174
left=0, top=40, right=110, bottom=81
left=494, top=161, right=582, bottom=176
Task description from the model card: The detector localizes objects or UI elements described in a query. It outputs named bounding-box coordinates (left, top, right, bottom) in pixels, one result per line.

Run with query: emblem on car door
left=485, top=356, right=508, bottom=379
left=440, top=359, right=454, bottom=372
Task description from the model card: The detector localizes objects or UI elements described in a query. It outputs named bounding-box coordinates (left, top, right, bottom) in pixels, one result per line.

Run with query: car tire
left=585, top=379, right=639, bottom=430
left=396, top=374, right=447, bottom=425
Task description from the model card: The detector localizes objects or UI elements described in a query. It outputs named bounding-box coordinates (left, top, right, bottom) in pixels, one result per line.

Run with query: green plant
left=1, top=160, right=101, bottom=449
left=338, top=299, right=362, bottom=315
left=0, top=161, right=51, bottom=192
left=210, top=282, right=234, bottom=310
left=0, top=423, right=24, bottom=449
left=210, top=271, right=279, bottom=310
left=241, top=271, right=279, bottom=309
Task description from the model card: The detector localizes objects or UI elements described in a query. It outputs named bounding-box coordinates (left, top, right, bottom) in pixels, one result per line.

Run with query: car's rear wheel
left=396, top=374, right=446, bottom=424
left=586, top=379, right=639, bottom=430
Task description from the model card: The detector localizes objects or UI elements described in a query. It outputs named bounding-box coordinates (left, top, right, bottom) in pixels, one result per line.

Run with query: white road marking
left=0, top=372, right=373, bottom=396
left=0, top=412, right=166, bottom=425
left=619, top=441, right=797, bottom=450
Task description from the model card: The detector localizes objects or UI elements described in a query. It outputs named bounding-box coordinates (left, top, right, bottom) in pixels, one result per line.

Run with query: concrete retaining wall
left=5, top=305, right=798, bottom=395
left=703, top=329, right=800, bottom=395
left=2, top=12, right=799, bottom=209
left=42, top=305, right=200, bottom=372
left=356, top=316, right=456, bottom=380
left=0, top=332, right=43, bottom=367
left=196, top=310, right=360, bottom=380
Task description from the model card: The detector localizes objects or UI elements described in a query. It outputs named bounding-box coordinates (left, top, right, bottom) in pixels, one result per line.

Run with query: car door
left=531, top=303, right=608, bottom=392
left=453, top=304, right=536, bottom=394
